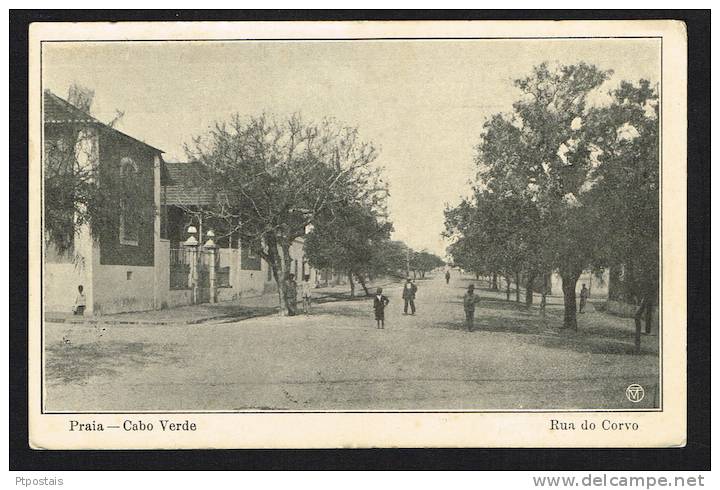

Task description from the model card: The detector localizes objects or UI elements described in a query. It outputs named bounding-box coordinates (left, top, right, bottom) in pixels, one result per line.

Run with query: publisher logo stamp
left=626, top=384, right=645, bottom=403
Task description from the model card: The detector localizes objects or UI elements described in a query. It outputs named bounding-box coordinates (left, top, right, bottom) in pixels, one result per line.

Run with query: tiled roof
left=43, top=90, right=163, bottom=153
left=163, top=161, right=216, bottom=206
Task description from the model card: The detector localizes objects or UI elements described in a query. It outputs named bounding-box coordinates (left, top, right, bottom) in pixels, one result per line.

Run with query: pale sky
left=43, top=39, right=660, bottom=256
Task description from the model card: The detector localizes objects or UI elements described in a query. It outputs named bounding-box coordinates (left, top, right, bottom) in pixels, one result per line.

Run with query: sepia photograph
left=26, top=19, right=688, bottom=449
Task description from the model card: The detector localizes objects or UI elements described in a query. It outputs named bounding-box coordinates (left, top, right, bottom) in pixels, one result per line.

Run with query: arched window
left=119, top=157, right=139, bottom=246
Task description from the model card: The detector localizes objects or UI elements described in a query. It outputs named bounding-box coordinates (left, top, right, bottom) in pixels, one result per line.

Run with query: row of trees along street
left=304, top=203, right=445, bottom=298
left=444, top=62, right=659, bottom=343
left=184, top=113, right=444, bottom=309
left=44, top=83, right=445, bottom=315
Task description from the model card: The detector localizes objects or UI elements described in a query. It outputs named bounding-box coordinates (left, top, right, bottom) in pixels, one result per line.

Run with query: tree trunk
left=525, top=272, right=536, bottom=307
left=634, top=297, right=647, bottom=353
left=492, top=273, right=498, bottom=290
left=348, top=270, right=355, bottom=297
left=644, top=297, right=654, bottom=334
left=265, top=234, right=289, bottom=315
left=560, top=269, right=581, bottom=330
left=356, top=272, right=370, bottom=296
left=515, top=271, right=521, bottom=303
left=540, top=273, right=548, bottom=317
left=505, top=274, right=511, bottom=301
left=475, top=272, right=480, bottom=280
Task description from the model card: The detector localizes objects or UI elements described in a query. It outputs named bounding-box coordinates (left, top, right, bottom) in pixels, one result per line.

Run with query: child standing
left=73, top=285, right=86, bottom=316
left=373, top=287, right=390, bottom=329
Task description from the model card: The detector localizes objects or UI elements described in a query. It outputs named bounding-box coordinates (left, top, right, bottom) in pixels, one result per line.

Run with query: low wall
left=92, top=264, right=156, bottom=315
left=167, top=288, right=192, bottom=308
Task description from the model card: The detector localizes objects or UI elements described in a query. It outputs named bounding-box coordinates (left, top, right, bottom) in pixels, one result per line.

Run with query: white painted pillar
left=206, top=244, right=217, bottom=304
left=73, top=127, right=99, bottom=314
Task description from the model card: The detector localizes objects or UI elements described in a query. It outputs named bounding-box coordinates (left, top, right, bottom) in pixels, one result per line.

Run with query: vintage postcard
left=28, top=20, right=687, bottom=449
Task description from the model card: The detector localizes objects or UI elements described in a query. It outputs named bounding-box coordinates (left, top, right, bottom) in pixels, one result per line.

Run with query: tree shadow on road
left=317, top=304, right=374, bottom=319
left=430, top=314, right=656, bottom=356
left=445, top=297, right=540, bottom=314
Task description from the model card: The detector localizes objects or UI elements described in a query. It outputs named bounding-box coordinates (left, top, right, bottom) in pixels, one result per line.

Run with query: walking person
left=402, top=278, right=418, bottom=315
left=373, top=287, right=390, bottom=329
left=578, top=283, right=590, bottom=314
left=301, top=274, right=313, bottom=315
left=445, top=270, right=451, bottom=284
left=463, top=284, right=481, bottom=332
left=73, top=285, right=86, bottom=316
left=285, top=274, right=298, bottom=316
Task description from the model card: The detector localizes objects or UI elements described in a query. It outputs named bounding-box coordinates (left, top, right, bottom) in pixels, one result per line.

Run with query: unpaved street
left=45, top=274, right=659, bottom=411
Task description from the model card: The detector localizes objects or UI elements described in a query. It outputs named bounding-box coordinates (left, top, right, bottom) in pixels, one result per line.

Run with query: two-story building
left=43, top=91, right=316, bottom=315
left=43, top=90, right=165, bottom=315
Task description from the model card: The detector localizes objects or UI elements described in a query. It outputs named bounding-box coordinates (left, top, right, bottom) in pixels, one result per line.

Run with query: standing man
left=301, top=274, right=313, bottom=315
left=463, top=284, right=481, bottom=332
left=578, top=283, right=590, bottom=313
left=373, top=287, right=390, bottom=329
left=285, top=274, right=298, bottom=316
left=445, top=270, right=451, bottom=284
left=402, top=278, right=418, bottom=315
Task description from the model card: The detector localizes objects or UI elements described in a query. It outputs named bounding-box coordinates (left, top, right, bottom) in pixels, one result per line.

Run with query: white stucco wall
left=44, top=220, right=96, bottom=314
left=44, top=262, right=89, bottom=314
left=549, top=270, right=610, bottom=298
left=92, top=264, right=156, bottom=315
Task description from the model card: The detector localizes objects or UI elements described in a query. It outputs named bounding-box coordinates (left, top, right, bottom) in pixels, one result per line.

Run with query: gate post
left=205, top=231, right=217, bottom=304
left=185, top=228, right=199, bottom=305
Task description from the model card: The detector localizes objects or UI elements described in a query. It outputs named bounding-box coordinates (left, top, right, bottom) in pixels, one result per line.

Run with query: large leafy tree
left=304, top=201, right=393, bottom=297
left=453, top=64, right=659, bottom=335
left=584, top=80, right=659, bottom=340
left=478, top=62, right=613, bottom=329
left=185, top=113, right=385, bottom=314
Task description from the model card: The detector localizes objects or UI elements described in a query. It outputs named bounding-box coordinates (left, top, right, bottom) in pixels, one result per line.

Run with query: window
left=119, top=157, right=140, bottom=246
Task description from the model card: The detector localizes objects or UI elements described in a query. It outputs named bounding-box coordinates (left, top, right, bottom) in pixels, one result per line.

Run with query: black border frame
left=10, top=9, right=710, bottom=470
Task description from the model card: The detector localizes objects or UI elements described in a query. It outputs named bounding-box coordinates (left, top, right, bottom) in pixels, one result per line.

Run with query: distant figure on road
left=73, top=285, right=86, bottom=316
left=301, top=274, right=312, bottom=315
left=463, top=284, right=481, bottom=332
left=285, top=274, right=298, bottom=316
left=579, top=284, right=590, bottom=313
left=373, top=287, right=390, bottom=329
left=445, top=270, right=451, bottom=284
left=402, top=278, right=418, bottom=315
